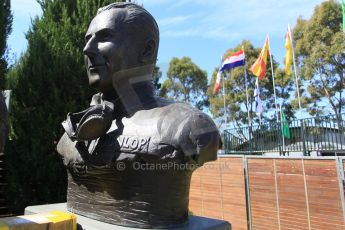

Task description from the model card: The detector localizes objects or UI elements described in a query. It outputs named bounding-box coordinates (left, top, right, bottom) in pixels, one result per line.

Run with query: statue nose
left=83, top=36, right=97, bottom=57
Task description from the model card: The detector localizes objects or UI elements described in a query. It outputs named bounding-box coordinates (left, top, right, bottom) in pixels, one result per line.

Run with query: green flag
left=281, top=110, right=291, bottom=139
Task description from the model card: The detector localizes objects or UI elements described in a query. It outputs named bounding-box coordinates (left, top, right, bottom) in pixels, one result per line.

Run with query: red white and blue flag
left=213, top=49, right=246, bottom=94
left=212, top=71, right=222, bottom=94
left=219, top=49, right=245, bottom=72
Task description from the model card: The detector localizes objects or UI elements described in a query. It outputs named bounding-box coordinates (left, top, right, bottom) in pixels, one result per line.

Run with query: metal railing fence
left=224, top=113, right=345, bottom=155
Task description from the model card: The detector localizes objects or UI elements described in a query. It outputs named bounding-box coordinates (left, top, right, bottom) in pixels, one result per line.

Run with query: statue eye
left=97, top=30, right=113, bottom=42
left=85, top=35, right=92, bottom=43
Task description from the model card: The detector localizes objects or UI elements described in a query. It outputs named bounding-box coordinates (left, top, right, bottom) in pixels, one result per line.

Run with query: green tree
left=5, top=0, right=124, bottom=214
left=275, top=68, right=295, bottom=119
left=0, top=0, right=12, bottom=88
left=208, top=40, right=295, bottom=129
left=153, top=65, right=162, bottom=94
left=160, top=57, right=208, bottom=109
left=293, top=0, right=345, bottom=120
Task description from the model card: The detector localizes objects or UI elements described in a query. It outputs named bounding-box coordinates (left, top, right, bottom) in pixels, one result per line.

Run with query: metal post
left=288, top=24, right=303, bottom=113
left=244, top=156, right=252, bottom=230
left=301, top=121, right=308, bottom=156
left=242, top=47, right=252, bottom=126
left=336, top=157, right=345, bottom=223
left=223, top=130, right=228, bottom=154
left=267, top=36, right=279, bottom=123
left=279, top=103, right=285, bottom=156
left=301, top=159, right=311, bottom=230
left=222, top=71, right=228, bottom=129
left=288, top=25, right=307, bottom=156
left=243, top=48, right=253, bottom=154
left=273, top=159, right=281, bottom=230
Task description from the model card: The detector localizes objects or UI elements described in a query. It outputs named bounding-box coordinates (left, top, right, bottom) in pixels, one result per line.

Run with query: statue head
left=83, top=2, right=159, bottom=96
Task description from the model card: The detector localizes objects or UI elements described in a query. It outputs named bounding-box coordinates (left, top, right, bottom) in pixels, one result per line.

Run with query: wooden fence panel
left=189, top=168, right=202, bottom=215
left=304, top=159, right=345, bottom=230
left=275, top=159, right=309, bottom=230
left=189, top=157, right=247, bottom=230
left=247, top=159, right=279, bottom=230
left=220, top=157, right=247, bottom=230
left=200, top=161, right=223, bottom=220
left=189, top=156, right=345, bottom=230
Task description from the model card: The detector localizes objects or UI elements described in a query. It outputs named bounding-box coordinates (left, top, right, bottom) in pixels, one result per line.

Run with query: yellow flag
left=250, top=36, right=270, bottom=80
left=284, top=31, right=292, bottom=75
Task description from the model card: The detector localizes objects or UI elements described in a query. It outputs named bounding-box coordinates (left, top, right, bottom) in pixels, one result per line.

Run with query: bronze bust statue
left=57, top=2, right=220, bottom=228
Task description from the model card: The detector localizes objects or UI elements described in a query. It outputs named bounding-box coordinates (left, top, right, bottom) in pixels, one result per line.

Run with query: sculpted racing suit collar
left=61, top=64, right=157, bottom=142
left=110, top=64, right=157, bottom=116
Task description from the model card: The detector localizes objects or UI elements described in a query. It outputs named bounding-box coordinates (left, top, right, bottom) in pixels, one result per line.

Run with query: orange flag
left=250, top=36, right=270, bottom=79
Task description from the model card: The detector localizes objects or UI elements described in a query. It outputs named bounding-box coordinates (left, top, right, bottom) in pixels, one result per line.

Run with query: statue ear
left=140, top=39, right=156, bottom=64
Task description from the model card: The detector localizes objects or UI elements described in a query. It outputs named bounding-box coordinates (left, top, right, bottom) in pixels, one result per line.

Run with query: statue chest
left=70, top=115, right=180, bottom=166
left=116, top=134, right=151, bottom=154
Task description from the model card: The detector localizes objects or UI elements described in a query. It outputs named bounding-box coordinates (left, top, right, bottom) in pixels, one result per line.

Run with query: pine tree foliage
left=0, top=0, right=12, bottom=88
left=5, top=0, right=124, bottom=214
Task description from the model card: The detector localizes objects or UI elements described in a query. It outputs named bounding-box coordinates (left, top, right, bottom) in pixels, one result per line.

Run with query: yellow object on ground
left=0, top=211, right=76, bottom=230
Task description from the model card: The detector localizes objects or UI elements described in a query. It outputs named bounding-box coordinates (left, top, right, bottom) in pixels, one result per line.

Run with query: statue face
left=83, top=9, right=137, bottom=95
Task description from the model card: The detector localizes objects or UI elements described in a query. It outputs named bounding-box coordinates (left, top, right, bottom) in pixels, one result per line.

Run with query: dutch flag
left=219, top=49, right=245, bottom=72
left=213, top=49, right=245, bottom=94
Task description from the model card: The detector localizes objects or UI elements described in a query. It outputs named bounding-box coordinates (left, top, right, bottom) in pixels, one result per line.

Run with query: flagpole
left=242, top=46, right=251, bottom=125
left=280, top=103, right=285, bottom=155
left=288, top=24, right=307, bottom=155
left=243, top=46, right=253, bottom=154
left=288, top=24, right=303, bottom=114
left=254, top=77, right=263, bottom=125
left=222, top=71, right=227, bottom=129
left=267, top=35, right=279, bottom=122
left=219, top=54, right=228, bottom=130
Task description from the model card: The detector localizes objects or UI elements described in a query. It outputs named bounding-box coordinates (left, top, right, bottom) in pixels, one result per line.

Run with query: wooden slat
left=275, top=159, right=309, bottom=230
left=189, top=157, right=247, bottom=230
left=304, top=159, right=345, bottom=230
left=248, top=158, right=279, bottom=230
left=189, top=168, right=202, bottom=215
left=220, top=157, right=247, bottom=230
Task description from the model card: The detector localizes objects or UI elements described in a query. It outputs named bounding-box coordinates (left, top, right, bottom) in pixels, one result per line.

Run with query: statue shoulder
left=158, top=103, right=220, bottom=164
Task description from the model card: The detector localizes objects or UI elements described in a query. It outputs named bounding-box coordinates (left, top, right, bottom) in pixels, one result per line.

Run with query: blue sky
left=9, top=0, right=326, bottom=78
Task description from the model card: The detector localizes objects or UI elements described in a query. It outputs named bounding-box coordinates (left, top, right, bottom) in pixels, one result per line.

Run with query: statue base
left=25, top=203, right=231, bottom=230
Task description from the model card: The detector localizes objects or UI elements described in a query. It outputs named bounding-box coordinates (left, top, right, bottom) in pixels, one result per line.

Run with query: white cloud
left=158, top=15, right=192, bottom=27
left=161, top=26, right=242, bottom=41
left=143, top=0, right=325, bottom=41
left=139, top=0, right=172, bottom=7
left=162, top=28, right=199, bottom=38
